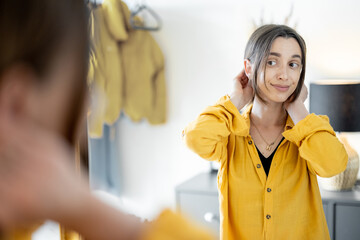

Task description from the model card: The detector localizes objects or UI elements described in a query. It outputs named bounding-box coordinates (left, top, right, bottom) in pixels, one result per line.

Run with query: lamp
left=310, top=80, right=360, bottom=191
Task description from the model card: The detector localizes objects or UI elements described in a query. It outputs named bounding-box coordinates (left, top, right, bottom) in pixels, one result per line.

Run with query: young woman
left=183, top=24, right=348, bottom=240
left=0, top=1, right=212, bottom=240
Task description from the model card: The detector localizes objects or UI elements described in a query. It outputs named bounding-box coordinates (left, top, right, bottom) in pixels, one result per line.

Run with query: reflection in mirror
left=86, top=1, right=360, bottom=240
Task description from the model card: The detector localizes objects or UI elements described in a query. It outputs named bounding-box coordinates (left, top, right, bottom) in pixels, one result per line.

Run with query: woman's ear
left=244, top=59, right=253, bottom=79
left=0, top=64, right=36, bottom=120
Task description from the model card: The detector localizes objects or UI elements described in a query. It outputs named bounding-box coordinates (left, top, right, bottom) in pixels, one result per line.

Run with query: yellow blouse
left=183, top=95, right=348, bottom=240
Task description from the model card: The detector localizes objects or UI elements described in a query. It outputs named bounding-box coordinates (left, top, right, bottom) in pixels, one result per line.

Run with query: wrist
left=58, top=192, right=144, bottom=240
left=285, top=101, right=309, bottom=125
left=229, top=92, right=247, bottom=111
left=54, top=186, right=93, bottom=231
left=286, top=99, right=304, bottom=113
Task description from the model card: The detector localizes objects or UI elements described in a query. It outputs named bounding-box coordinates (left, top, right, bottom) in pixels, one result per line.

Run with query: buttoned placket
left=247, top=136, right=287, bottom=240
left=263, top=139, right=287, bottom=240
left=264, top=177, right=274, bottom=239
left=247, top=136, right=267, bottom=186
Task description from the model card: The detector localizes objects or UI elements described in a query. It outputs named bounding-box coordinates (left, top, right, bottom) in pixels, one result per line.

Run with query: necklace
left=251, top=118, right=284, bottom=151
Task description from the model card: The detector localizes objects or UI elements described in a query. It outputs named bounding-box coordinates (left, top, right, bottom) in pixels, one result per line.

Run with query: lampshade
left=309, top=80, right=360, bottom=132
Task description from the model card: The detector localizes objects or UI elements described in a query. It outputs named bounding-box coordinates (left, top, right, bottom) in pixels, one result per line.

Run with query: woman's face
left=257, top=37, right=302, bottom=103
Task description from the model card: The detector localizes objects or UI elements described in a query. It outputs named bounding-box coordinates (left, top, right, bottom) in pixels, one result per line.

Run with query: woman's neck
left=250, top=96, right=287, bottom=127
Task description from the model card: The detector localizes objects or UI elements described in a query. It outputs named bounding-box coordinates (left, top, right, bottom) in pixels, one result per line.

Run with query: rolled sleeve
left=283, top=114, right=335, bottom=147
left=182, top=95, right=248, bottom=162
left=283, top=113, right=348, bottom=177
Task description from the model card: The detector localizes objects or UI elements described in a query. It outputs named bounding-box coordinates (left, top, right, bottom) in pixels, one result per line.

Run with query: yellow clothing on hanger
left=88, top=0, right=167, bottom=138
left=120, top=14, right=166, bottom=125
left=88, top=0, right=128, bottom=138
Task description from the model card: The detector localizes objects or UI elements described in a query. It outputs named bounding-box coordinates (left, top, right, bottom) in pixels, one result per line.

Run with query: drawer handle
left=204, top=212, right=220, bottom=223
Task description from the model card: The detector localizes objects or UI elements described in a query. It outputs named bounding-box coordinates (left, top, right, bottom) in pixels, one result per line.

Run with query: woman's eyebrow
left=269, top=52, right=302, bottom=59
left=292, top=54, right=302, bottom=59
left=269, top=52, right=281, bottom=57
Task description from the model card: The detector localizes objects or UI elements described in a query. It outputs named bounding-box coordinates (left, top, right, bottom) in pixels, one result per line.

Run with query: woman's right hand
left=0, top=114, right=89, bottom=230
left=0, top=113, right=143, bottom=240
left=229, top=69, right=254, bottom=111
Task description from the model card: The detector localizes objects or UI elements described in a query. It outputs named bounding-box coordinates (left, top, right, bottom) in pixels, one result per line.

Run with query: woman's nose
left=277, top=65, right=288, bottom=81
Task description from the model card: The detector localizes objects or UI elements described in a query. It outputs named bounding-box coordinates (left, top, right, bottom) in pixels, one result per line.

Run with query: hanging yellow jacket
left=182, top=95, right=348, bottom=240
left=88, top=0, right=166, bottom=138
left=119, top=3, right=166, bottom=125
left=88, top=0, right=128, bottom=138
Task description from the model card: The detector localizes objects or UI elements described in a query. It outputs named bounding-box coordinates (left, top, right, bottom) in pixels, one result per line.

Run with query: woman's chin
left=262, top=93, right=290, bottom=104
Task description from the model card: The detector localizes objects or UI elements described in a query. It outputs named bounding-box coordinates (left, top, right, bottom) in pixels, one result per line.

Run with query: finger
left=240, top=75, right=248, bottom=86
left=232, top=77, right=243, bottom=90
left=304, top=85, right=309, bottom=94
left=234, top=71, right=243, bottom=80
left=285, top=93, right=295, bottom=103
left=239, top=74, right=249, bottom=89
left=234, top=69, right=246, bottom=80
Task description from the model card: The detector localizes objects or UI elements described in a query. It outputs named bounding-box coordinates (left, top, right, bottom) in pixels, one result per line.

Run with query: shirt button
left=257, top=164, right=261, bottom=168
left=266, top=214, right=271, bottom=219
left=248, top=140, right=253, bottom=144
left=267, top=188, right=272, bottom=192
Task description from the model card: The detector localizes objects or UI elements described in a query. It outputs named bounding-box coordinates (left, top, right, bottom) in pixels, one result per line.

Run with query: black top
left=255, top=138, right=284, bottom=176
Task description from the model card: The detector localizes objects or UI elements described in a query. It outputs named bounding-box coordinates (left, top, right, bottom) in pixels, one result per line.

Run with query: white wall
left=115, top=0, right=360, bottom=219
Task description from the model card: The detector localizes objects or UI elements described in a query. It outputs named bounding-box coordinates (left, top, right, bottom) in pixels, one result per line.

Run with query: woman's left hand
left=296, top=84, right=308, bottom=103
left=284, top=84, right=309, bottom=125
left=284, top=84, right=308, bottom=109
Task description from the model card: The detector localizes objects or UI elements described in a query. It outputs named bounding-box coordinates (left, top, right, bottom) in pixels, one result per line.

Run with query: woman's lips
left=271, top=84, right=290, bottom=92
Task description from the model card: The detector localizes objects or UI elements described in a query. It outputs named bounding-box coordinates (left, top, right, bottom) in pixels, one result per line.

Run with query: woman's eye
left=289, top=62, right=299, bottom=68
left=267, top=60, right=276, bottom=66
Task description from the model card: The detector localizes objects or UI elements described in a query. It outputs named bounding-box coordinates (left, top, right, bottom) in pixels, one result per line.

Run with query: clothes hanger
left=86, top=0, right=102, bottom=9
left=130, top=3, right=162, bottom=31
